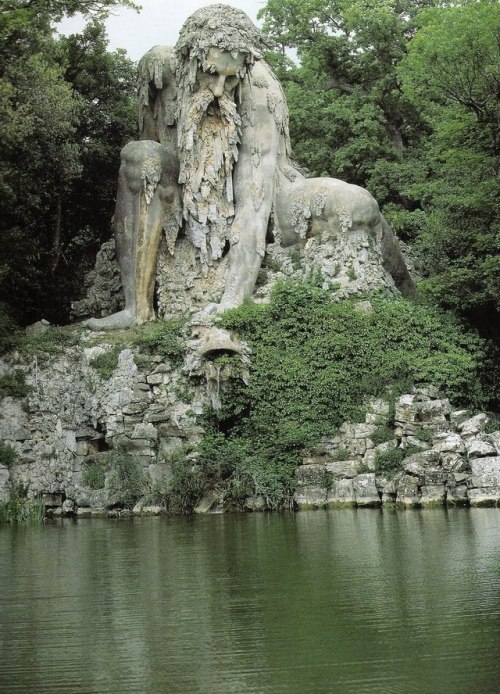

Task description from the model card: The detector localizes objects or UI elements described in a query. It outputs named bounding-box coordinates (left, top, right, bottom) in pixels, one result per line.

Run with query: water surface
left=0, top=509, right=499, bottom=693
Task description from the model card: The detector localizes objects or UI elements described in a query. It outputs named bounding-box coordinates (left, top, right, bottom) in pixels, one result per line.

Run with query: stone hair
left=174, top=4, right=271, bottom=91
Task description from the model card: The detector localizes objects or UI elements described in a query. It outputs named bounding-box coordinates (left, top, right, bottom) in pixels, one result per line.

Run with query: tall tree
left=0, top=1, right=138, bottom=324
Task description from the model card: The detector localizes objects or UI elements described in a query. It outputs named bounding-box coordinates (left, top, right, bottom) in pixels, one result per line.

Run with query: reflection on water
left=0, top=509, right=499, bottom=693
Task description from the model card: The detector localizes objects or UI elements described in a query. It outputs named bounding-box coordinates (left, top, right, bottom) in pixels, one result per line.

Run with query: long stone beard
left=177, top=88, right=241, bottom=269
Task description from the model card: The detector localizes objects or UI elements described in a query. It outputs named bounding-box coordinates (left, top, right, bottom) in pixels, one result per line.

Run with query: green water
left=0, top=509, right=498, bottom=693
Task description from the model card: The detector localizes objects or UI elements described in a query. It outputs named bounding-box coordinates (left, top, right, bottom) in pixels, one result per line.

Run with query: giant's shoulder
left=248, top=60, right=282, bottom=93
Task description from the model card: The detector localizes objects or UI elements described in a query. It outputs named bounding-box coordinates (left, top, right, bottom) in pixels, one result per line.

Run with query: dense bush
left=81, top=463, right=106, bottom=490
left=131, top=319, right=186, bottom=365
left=0, top=442, right=17, bottom=468
left=89, top=347, right=121, bottom=379
left=191, top=281, right=498, bottom=507
left=0, top=486, right=45, bottom=525
left=0, top=370, right=29, bottom=398
left=106, top=450, right=145, bottom=507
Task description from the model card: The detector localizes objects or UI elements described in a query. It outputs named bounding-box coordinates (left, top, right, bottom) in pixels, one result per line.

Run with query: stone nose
left=210, top=75, right=226, bottom=97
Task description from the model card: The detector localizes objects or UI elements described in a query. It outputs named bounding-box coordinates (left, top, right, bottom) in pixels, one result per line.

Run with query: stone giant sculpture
left=85, top=4, right=413, bottom=330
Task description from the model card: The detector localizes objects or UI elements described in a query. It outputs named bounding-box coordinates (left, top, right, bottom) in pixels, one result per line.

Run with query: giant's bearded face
left=176, top=48, right=249, bottom=269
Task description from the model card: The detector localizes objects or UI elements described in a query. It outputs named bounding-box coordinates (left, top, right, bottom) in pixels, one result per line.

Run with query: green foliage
left=132, top=319, right=186, bottom=365
left=0, top=486, right=45, bottom=525
left=331, top=447, right=350, bottom=462
left=0, top=8, right=137, bottom=325
left=2, top=325, right=81, bottom=358
left=374, top=448, right=404, bottom=478
left=371, top=425, right=395, bottom=446
left=0, top=442, right=17, bottom=468
left=81, top=463, right=105, bottom=489
left=89, top=346, right=120, bottom=379
left=193, top=281, right=497, bottom=508
left=485, top=419, right=500, bottom=434
left=414, top=428, right=433, bottom=444
left=107, top=450, right=145, bottom=507
left=0, top=370, right=29, bottom=398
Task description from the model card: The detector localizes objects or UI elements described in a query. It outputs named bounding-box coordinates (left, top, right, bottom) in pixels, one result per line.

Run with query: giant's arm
left=85, top=46, right=180, bottom=330
left=219, top=65, right=283, bottom=309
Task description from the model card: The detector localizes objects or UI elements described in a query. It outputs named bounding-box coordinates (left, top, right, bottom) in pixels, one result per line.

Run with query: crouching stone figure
left=85, top=4, right=413, bottom=330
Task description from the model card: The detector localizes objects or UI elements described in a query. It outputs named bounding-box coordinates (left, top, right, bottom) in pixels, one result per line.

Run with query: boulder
left=468, top=488, right=499, bottom=507
left=458, top=413, right=489, bottom=437
left=469, top=457, right=500, bottom=488
left=325, top=459, right=359, bottom=479
left=465, top=437, right=496, bottom=459
left=353, top=473, right=381, bottom=507
left=440, top=452, right=468, bottom=472
left=326, top=478, right=355, bottom=507
left=432, top=432, right=465, bottom=454
left=396, top=474, right=420, bottom=506
left=420, top=484, right=446, bottom=507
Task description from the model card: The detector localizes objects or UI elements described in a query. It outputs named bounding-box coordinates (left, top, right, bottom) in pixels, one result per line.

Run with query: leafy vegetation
left=0, top=486, right=45, bottom=525
left=81, top=463, right=106, bottom=489
left=175, top=281, right=497, bottom=508
left=260, top=0, right=500, bottom=345
left=0, top=442, right=17, bottom=468
left=374, top=448, right=405, bottom=479
left=1, top=2, right=138, bottom=326
left=0, top=370, right=29, bottom=398
left=106, top=450, right=145, bottom=507
left=89, top=346, right=121, bottom=379
left=131, top=319, right=186, bottom=365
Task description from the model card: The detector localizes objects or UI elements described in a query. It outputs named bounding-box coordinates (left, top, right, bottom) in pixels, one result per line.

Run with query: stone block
left=41, top=492, right=63, bottom=507
left=489, top=431, right=500, bottom=455
left=465, top=437, right=496, bottom=459
left=295, top=464, right=326, bottom=486
left=146, top=373, right=163, bottom=385
left=458, top=413, right=488, bottom=437
left=294, top=486, right=327, bottom=509
left=194, top=493, right=223, bottom=514
left=0, top=464, right=10, bottom=503
left=440, top=452, right=468, bottom=472
left=433, top=432, right=465, bottom=454
left=353, top=473, right=381, bottom=507
left=326, top=478, right=355, bottom=507
left=469, top=457, right=500, bottom=488
left=468, top=488, right=499, bottom=507
left=325, top=459, right=359, bottom=479
left=244, top=495, right=268, bottom=512
left=131, top=423, right=158, bottom=440
left=396, top=474, right=420, bottom=507
left=420, top=484, right=446, bottom=507
left=450, top=409, right=470, bottom=426
left=447, top=484, right=468, bottom=506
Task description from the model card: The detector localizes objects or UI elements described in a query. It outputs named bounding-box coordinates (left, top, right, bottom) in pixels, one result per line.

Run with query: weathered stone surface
left=396, top=474, right=420, bottom=506
left=295, top=464, right=326, bottom=486
left=458, top=413, right=489, bottom=437
left=326, top=478, right=355, bottom=507
left=465, top=437, right=496, bottom=459
left=25, top=319, right=50, bottom=336
left=325, top=459, right=359, bottom=479
left=489, top=431, right=500, bottom=455
left=402, top=449, right=440, bottom=469
left=131, top=423, right=158, bottom=440
left=244, top=495, right=268, bottom=512
left=433, top=432, right=465, bottom=454
left=468, top=488, right=499, bottom=507
left=450, top=409, right=470, bottom=426
left=0, top=397, right=30, bottom=441
left=420, top=484, right=446, bottom=507
left=447, top=484, right=469, bottom=506
left=440, top=452, right=468, bottom=472
left=353, top=473, right=380, bottom=507
left=194, top=493, right=223, bottom=514
left=0, top=465, right=10, bottom=502
left=469, top=457, right=500, bottom=488
left=294, top=486, right=327, bottom=509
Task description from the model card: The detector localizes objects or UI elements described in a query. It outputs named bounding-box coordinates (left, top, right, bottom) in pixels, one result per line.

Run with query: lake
left=0, top=509, right=499, bottom=693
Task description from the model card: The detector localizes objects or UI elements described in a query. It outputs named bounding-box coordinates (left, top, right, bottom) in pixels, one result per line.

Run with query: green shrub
left=414, top=428, right=433, bottom=443
left=81, top=464, right=106, bottom=490
left=374, top=448, right=404, bottom=478
left=132, top=319, right=185, bottom=365
left=0, top=486, right=45, bottom=525
left=0, top=442, right=17, bottom=467
left=371, top=424, right=395, bottom=445
left=4, top=326, right=82, bottom=358
left=332, top=447, right=350, bottom=461
left=204, top=280, right=497, bottom=505
left=107, top=450, right=146, bottom=507
left=89, top=347, right=121, bottom=379
left=0, top=370, right=29, bottom=398
left=485, top=418, right=500, bottom=434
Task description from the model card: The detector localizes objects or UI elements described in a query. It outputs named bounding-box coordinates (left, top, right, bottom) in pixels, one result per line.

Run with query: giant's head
left=174, top=4, right=269, bottom=97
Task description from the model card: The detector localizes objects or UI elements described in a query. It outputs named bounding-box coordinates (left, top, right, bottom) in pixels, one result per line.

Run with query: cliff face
left=1, top=340, right=499, bottom=515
